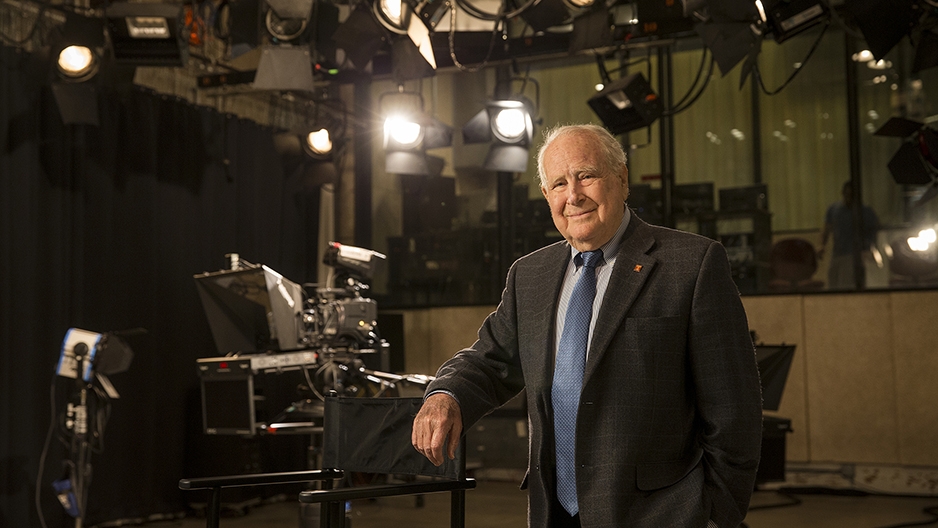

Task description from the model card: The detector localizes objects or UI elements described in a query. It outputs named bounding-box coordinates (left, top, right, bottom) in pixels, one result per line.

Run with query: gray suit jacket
left=427, top=213, right=763, bottom=528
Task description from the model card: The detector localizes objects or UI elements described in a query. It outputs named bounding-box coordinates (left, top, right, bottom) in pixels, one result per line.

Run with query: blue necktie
left=552, top=249, right=604, bottom=516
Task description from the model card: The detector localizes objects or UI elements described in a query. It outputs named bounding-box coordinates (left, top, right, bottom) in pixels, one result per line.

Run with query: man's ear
left=540, top=186, right=548, bottom=199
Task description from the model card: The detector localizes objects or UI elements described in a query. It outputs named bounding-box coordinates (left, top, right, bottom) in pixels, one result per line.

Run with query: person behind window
left=819, top=181, right=880, bottom=289
left=412, top=124, right=763, bottom=528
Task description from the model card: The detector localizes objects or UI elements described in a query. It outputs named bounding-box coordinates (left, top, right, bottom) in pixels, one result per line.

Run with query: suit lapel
left=583, top=215, right=657, bottom=382
left=527, top=242, right=571, bottom=384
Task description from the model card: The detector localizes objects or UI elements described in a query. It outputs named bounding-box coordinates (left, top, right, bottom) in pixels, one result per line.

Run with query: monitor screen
left=194, top=265, right=303, bottom=354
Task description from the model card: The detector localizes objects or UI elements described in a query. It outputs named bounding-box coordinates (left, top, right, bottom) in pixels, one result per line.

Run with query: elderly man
left=412, top=124, right=762, bottom=528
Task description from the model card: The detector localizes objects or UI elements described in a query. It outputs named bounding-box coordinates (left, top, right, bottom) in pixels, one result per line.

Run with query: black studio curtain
left=1, top=45, right=320, bottom=526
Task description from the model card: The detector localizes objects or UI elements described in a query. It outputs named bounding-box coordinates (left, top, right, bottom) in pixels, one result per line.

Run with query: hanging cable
left=663, top=52, right=714, bottom=116
left=671, top=47, right=711, bottom=110
left=875, top=505, right=938, bottom=528
left=454, top=0, right=536, bottom=22
left=448, top=0, right=503, bottom=72
left=755, top=19, right=830, bottom=96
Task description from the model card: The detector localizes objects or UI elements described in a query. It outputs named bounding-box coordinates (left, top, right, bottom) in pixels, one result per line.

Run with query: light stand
left=51, top=328, right=135, bottom=527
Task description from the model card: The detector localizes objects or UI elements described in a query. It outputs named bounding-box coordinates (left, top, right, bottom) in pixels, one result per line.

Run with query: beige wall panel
left=890, top=291, right=938, bottom=466
left=403, top=306, right=495, bottom=375
left=742, top=295, right=809, bottom=462
left=403, top=309, right=434, bottom=375
left=803, top=293, right=900, bottom=464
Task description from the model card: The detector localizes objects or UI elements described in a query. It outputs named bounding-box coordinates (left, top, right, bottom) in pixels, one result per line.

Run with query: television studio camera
left=193, top=242, right=430, bottom=436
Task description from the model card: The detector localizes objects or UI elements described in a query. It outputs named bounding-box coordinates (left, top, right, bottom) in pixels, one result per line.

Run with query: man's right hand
left=412, top=392, right=463, bottom=466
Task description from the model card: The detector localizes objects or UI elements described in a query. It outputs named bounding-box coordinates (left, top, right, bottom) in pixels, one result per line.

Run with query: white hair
left=535, top=124, right=628, bottom=188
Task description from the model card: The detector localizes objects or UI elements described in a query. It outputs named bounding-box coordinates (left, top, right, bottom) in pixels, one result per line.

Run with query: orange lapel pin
left=633, top=264, right=643, bottom=272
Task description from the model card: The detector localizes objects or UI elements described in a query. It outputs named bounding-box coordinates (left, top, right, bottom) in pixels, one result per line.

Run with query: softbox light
left=194, top=264, right=304, bottom=354
left=253, top=45, right=315, bottom=91
left=587, top=72, right=662, bottom=135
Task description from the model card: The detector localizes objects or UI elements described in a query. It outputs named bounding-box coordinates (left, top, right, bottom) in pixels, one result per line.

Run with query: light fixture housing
left=383, top=112, right=452, bottom=176
left=587, top=72, right=662, bottom=135
left=52, top=12, right=106, bottom=82
left=252, top=45, right=315, bottom=91
left=874, top=117, right=938, bottom=188
left=57, top=45, right=99, bottom=81
left=305, top=128, right=334, bottom=158
left=332, top=4, right=388, bottom=70
left=105, top=3, right=188, bottom=66
left=762, top=0, right=828, bottom=43
left=462, top=97, right=536, bottom=173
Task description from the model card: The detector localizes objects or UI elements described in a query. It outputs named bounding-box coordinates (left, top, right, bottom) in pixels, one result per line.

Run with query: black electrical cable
left=36, top=379, right=58, bottom=528
left=448, top=0, right=503, bottom=72
left=453, top=0, right=536, bottom=22
left=670, top=47, right=711, bottom=111
left=595, top=53, right=612, bottom=85
left=755, top=19, right=830, bottom=96
left=875, top=505, right=938, bottom=528
left=663, top=52, right=714, bottom=116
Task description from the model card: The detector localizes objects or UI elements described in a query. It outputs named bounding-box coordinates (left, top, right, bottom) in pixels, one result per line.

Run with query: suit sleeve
left=690, top=242, right=763, bottom=528
left=425, top=260, right=527, bottom=428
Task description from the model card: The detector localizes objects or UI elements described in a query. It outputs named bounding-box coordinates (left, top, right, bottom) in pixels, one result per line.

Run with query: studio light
left=843, top=0, right=918, bottom=61
left=569, top=5, right=613, bottom=54
left=51, top=83, right=100, bottom=126
left=306, top=128, right=333, bottom=158
left=587, top=72, right=662, bottom=135
left=375, top=0, right=409, bottom=33
left=518, top=0, right=570, bottom=33
left=265, top=0, right=314, bottom=42
left=874, top=117, right=938, bottom=194
left=252, top=45, right=315, bottom=91
left=689, top=0, right=764, bottom=77
left=761, top=0, right=827, bottom=43
left=106, top=3, right=187, bottom=66
left=385, top=115, right=423, bottom=149
left=462, top=97, right=536, bottom=173
left=53, top=12, right=106, bottom=82
left=383, top=112, right=452, bottom=176
left=273, top=128, right=338, bottom=186
left=58, top=45, right=98, bottom=81
left=332, top=4, right=388, bottom=70
left=889, top=229, right=938, bottom=281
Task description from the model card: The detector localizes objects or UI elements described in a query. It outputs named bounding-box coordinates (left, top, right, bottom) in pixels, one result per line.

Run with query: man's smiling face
left=540, top=130, right=628, bottom=252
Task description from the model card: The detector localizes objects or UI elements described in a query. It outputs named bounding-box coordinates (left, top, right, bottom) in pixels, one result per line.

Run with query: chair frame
left=179, top=396, right=476, bottom=528
left=301, top=439, right=475, bottom=528
left=178, top=469, right=342, bottom=528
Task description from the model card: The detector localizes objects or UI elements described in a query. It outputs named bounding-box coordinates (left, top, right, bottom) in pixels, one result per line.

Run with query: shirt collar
left=569, top=207, right=631, bottom=265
